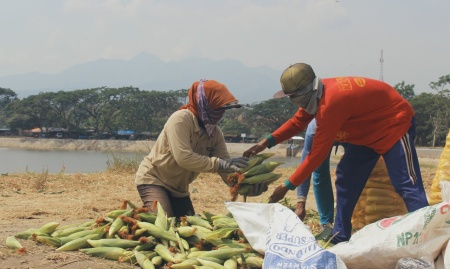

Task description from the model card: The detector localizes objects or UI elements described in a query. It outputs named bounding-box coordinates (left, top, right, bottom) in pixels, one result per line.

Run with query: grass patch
left=106, top=152, right=145, bottom=174
left=33, top=168, right=49, bottom=191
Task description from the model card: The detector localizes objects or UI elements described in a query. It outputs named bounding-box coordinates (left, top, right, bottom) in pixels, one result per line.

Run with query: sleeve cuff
left=265, top=134, right=277, bottom=149
left=284, top=179, right=296, bottom=190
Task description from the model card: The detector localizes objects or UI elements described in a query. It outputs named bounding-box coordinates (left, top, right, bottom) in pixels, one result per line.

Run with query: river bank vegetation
left=0, top=74, right=449, bottom=146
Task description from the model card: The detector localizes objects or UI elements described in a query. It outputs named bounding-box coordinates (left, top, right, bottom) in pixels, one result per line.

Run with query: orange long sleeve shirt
left=270, top=77, right=414, bottom=187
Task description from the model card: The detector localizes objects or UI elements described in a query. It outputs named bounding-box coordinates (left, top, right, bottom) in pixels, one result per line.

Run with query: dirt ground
left=0, top=149, right=441, bottom=269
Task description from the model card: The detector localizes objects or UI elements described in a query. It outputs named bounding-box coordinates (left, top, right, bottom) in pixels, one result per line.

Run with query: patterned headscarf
left=180, top=79, right=239, bottom=136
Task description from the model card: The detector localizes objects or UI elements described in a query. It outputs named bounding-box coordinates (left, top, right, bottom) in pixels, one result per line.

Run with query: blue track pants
left=331, top=118, right=429, bottom=244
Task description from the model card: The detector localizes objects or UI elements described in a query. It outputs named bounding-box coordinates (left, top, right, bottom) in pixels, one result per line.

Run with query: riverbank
left=0, top=137, right=291, bottom=156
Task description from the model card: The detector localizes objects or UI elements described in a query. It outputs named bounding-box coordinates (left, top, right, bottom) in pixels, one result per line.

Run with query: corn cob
left=198, top=256, right=225, bottom=264
left=56, top=232, right=103, bottom=251
left=65, top=229, right=97, bottom=240
left=6, top=236, right=27, bottom=254
left=196, top=258, right=227, bottom=269
left=240, top=153, right=275, bottom=173
left=152, top=255, right=163, bottom=266
left=142, top=250, right=158, bottom=260
left=33, top=235, right=62, bottom=247
left=187, top=250, right=209, bottom=259
left=170, top=258, right=200, bottom=269
left=212, top=217, right=238, bottom=230
left=197, top=248, right=248, bottom=260
left=109, top=210, right=132, bottom=237
left=237, top=255, right=264, bottom=268
left=138, top=212, right=157, bottom=223
left=223, top=257, right=237, bottom=269
left=231, top=172, right=282, bottom=201
left=174, top=252, right=189, bottom=263
left=65, top=226, right=106, bottom=240
left=193, top=266, right=216, bottom=269
left=242, top=162, right=282, bottom=178
left=210, top=214, right=229, bottom=221
left=87, top=238, right=141, bottom=248
left=105, top=209, right=129, bottom=219
left=133, top=228, right=147, bottom=238
left=135, top=242, right=157, bottom=251
left=135, top=250, right=156, bottom=269
left=155, top=201, right=170, bottom=229
left=242, top=172, right=281, bottom=185
left=51, top=226, right=87, bottom=238
left=183, top=235, right=202, bottom=246
left=80, top=246, right=133, bottom=261
left=37, top=222, right=60, bottom=235
left=213, top=239, right=251, bottom=249
left=15, top=228, right=38, bottom=240
left=184, top=216, right=213, bottom=230
left=189, top=247, right=201, bottom=253
left=124, top=199, right=138, bottom=209
left=155, top=244, right=177, bottom=263
left=177, top=226, right=198, bottom=238
left=137, top=221, right=178, bottom=242
left=204, top=228, right=237, bottom=241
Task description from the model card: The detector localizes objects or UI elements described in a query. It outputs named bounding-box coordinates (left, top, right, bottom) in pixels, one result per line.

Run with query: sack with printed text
left=329, top=181, right=450, bottom=269
left=226, top=202, right=347, bottom=269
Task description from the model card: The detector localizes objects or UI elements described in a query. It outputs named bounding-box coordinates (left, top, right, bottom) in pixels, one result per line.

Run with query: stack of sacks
left=351, top=157, right=408, bottom=230
left=429, top=130, right=450, bottom=205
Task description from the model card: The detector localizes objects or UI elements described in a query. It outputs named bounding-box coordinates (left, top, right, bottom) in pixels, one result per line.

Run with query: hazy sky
left=1, top=0, right=448, bottom=93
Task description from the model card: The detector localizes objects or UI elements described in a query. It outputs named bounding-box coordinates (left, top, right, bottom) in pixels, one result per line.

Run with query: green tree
left=410, top=93, right=436, bottom=146
left=119, top=89, right=187, bottom=133
left=0, top=87, right=18, bottom=127
left=245, top=98, right=298, bottom=139
left=220, top=107, right=251, bottom=140
left=428, top=74, right=450, bottom=146
left=5, top=94, right=55, bottom=134
left=394, top=81, right=415, bottom=100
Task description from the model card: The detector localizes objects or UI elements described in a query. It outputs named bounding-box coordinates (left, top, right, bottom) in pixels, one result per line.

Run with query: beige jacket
left=135, top=109, right=230, bottom=197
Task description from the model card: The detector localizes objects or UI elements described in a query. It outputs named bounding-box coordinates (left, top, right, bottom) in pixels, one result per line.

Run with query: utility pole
left=379, top=49, right=384, bottom=82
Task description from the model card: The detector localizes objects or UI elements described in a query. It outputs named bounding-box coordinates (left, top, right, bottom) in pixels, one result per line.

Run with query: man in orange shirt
left=244, top=63, right=429, bottom=244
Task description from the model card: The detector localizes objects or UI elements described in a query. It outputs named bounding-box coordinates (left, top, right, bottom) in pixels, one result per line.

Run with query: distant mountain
left=0, top=52, right=282, bottom=104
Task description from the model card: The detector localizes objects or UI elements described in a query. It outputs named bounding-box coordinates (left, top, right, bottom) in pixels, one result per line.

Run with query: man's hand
left=243, top=139, right=269, bottom=158
left=268, top=185, right=289, bottom=203
left=245, top=181, right=270, bottom=197
left=295, top=201, right=307, bottom=221
left=217, top=157, right=249, bottom=172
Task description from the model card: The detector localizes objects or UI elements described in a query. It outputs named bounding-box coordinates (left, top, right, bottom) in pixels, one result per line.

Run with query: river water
left=0, top=146, right=442, bottom=174
left=0, top=147, right=304, bottom=174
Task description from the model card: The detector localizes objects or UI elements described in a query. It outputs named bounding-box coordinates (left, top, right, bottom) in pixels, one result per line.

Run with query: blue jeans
left=296, top=119, right=334, bottom=225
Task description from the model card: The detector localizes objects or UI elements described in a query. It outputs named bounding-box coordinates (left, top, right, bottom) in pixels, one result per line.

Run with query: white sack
left=328, top=181, right=450, bottom=269
left=226, top=202, right=347, bottom=269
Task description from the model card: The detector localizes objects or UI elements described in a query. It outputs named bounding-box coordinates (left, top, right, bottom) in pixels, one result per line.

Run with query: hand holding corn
left=242, top=139, right=269, bottom=158
left=217, top=157, right=249, bottom=172
left=268, top=185, right=289, bottom=203
left=244, top=181, right=270, bottom=197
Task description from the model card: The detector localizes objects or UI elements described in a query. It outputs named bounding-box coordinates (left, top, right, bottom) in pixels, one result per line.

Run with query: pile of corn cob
left=429, top=130, right=450, bottom=205
left=351, top=158, right=408, bottom=230
left=6, top=200, right=264, bottom=269
left=227, top=153, right=283, bottom=202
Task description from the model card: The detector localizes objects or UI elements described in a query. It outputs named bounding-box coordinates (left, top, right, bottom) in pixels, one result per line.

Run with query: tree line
left=0, top=74, right=449, bottom=146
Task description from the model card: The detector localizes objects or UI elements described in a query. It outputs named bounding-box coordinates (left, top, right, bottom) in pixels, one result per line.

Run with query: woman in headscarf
left=135, top=79, right=257, bottom=217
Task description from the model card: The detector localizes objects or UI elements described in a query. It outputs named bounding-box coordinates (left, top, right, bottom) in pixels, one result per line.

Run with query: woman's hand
left=268, top=185, right=289, bottom=203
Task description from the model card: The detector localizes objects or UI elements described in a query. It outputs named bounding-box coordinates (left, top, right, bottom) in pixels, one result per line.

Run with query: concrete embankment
left=0, top=137, right=293, bottom=156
